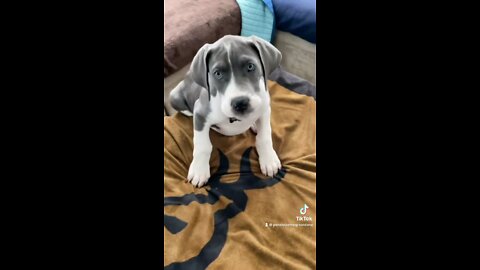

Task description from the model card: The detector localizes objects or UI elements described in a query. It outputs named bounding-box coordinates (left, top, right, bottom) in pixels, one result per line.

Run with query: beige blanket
left=164, top=81, right=316, bottom=269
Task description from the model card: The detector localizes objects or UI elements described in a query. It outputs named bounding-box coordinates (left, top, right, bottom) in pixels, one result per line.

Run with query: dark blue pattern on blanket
left=164, top=148, right=286, bottom=270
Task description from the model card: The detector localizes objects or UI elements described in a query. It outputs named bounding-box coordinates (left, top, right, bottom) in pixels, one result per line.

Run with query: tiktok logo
left=300, top=204, right=309, bottom=215
left=296, top=204, right=312, bottom=221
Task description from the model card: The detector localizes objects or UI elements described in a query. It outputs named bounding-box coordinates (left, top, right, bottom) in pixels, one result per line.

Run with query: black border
left=5, top=0, right=469, bottom=268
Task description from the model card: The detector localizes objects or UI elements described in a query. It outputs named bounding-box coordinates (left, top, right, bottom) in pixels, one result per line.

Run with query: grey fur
left=249, top=36, right=282, bottom=88
left=168, top=35, right=282, bottom=131
left=193, top=90, right=210, bottom=131
left=170, top=75, right=204, bottom=113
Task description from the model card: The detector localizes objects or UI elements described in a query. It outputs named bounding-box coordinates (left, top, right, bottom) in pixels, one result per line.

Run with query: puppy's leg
left=188, top=111, right=212, bottom=188
left=255, top=107, right=281, bottom=177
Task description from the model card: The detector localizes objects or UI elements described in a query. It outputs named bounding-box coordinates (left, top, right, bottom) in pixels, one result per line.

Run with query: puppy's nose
left=231, top=96, right=250, bottom=114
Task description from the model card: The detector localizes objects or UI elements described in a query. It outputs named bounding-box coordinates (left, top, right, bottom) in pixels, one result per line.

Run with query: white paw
left=187, top=158, right=210, bottom=187
left=258, top=148, right=281, bottom=177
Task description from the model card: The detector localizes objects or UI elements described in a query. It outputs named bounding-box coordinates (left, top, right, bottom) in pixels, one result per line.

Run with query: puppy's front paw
left=258, top=148, right=281, bottom=177
left=187, top=158, right=210, bottom=187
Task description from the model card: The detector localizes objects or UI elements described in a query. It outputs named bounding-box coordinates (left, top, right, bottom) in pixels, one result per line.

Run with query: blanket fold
left=164, top=80, right=316, bottom=269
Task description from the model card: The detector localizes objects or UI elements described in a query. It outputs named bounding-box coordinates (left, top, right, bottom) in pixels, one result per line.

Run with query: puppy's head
left=189, top=35, right=282, bottom=120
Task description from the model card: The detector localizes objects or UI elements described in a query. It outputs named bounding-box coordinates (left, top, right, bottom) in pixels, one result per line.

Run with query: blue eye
left=213, top=70, right=223, bottom=79
left=247, top=63, right=255, bottom=72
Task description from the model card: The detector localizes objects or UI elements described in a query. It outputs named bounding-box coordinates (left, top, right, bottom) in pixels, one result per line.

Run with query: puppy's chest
left=211, top=117, right=257, bottom=136
left=206, top=97, right=264, bottom=136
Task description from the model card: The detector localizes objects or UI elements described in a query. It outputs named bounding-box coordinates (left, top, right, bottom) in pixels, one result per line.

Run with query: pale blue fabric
left=261, top=0, right=274, bottom=13
left=236, top=0, right=275, bottom=42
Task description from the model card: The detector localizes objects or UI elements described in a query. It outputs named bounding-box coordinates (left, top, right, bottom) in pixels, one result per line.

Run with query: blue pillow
left=272, top=0, right=316, bottom=43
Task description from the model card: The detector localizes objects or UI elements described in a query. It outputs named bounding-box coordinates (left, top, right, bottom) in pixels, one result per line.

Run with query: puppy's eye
left=213, top=70, right=223, bottom=79
left=247, top=63, right=256, bottom=72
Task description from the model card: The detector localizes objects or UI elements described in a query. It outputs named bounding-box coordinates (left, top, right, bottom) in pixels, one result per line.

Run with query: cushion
left=164, top=0, right=241, bottom=77
left=272, top=0, right=316, bottom=43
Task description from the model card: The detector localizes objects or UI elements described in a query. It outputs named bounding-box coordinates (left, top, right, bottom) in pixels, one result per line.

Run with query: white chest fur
left=211, top=117, right=257, bottom=136
left=207, top=96, right=266, bottom=136
left=205, top=77, right=269, bottom=136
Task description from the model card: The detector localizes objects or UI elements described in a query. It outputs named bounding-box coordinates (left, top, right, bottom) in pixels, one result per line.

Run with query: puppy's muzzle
left=231, top=96, right=250, bottom=114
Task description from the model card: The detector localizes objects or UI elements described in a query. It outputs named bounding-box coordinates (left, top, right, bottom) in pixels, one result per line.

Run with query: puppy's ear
left=189, top=43, right=212, bottom=99
left=249, top=36, right=282, bottom=82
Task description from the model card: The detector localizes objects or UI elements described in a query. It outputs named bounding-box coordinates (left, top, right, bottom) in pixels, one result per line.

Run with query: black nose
left=231, top=96, right=250, bottom=113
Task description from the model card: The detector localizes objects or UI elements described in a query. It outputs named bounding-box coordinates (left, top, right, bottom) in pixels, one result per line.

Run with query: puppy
left=169, top=35, right=282, bottom=187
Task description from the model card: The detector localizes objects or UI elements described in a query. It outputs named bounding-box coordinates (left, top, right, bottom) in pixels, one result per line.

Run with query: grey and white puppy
left=169, top=35, right=282, bottom=187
